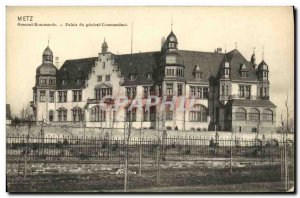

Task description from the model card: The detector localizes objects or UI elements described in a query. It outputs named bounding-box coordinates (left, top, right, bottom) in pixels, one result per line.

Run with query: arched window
left=165, top=105, right=173, bottom=121
left=225, top=85, right=229, bottom=96
left=221, top=85, right=225, bottom=96
left=235, top=107, right=247, bottom=120
left=90, top=106, right=105, bottom=122
left=49, top=110, right=54, bottom=122
left=249, top=108, right=260, bottom=121
left=72, top=107, right=83, bottom=122
left=126, top=107, right=137, bottom=122
left=57, top=107, right=67, bottom=122
left=263, top=109, right=273, bottom=121
left=189, top=105, right=207, bottom=122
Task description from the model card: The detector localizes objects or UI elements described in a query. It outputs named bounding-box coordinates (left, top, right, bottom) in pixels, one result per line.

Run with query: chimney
left=55, top=57, right=59, bottom=68
left=216, top=47, right=222, bottom=53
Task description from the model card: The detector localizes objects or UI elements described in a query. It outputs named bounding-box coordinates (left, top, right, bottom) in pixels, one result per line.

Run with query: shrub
left=63, top=138, right=69, bottom=145
left=190, top=128, right=195, bottom=131
left=56, top=141, right=63, bottom=148
left=31, top=143, right=38, bottom=151
left=174, top=126, right=178, bottom=130
left=196, top=128, right=201, bottom=131
left=166, top=126, right=172, bottom=130
left=185, top=149, right=191, bottom=155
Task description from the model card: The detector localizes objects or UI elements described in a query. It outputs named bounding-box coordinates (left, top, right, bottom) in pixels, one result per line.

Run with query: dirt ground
left=6, top=164, right=294, bottom=192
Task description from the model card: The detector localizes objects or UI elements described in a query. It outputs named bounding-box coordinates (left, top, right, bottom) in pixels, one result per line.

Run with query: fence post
left=156, top=144, right=160, bottom=186
left=139, top=137, right=142, bottom=176
left=230, top=137, right=233, bottom=174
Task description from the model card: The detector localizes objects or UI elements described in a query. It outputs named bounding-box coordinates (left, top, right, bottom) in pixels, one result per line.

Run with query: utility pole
left=24, top=115, right=32, bottom=179
left=156, top=111, right=161, bottom=186
left=284, top=94, right=289, bottom=191
left=230, top=129, right=233, bottom=174
left=139, top=120, right=143, bottom=176
left=130, top=23, right=133, bottom=54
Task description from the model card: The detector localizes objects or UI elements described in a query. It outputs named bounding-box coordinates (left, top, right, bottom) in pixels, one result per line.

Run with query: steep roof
left=179, top=50, right=225, bottom=83
left=225, top=49, right=257, bottom=81
left=57, top=57, right=97, bottom=89
left=6, top=104, right=11, bottom=119
left=114, top=52, right=161, bottom=86
left=56, top=49, right=258, bottom=88
left=228, top=99, right=277, bottom=108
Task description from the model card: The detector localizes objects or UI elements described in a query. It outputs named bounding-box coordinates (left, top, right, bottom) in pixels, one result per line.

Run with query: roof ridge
left=66, top=57, right=97, bottom=61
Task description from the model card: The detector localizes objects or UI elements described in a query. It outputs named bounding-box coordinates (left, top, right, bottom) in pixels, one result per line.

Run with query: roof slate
left=228, top=99, right=277, bottom=108
left=56, top=49, right=259, bottom=88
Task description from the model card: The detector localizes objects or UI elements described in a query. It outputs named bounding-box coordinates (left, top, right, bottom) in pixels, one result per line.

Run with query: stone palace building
left=31, top=30, right=276, bottom=133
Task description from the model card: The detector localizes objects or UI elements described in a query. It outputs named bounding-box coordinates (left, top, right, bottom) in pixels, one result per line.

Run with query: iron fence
left=6, top=134, right=294, bottom=162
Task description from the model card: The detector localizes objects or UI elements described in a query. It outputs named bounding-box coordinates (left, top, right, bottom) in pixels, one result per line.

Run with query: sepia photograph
left=5, top=6, right=295, bottom=193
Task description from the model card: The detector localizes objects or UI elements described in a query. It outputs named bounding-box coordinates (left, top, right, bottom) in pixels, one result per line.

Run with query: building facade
left=31, top=30, right=276, bottom=133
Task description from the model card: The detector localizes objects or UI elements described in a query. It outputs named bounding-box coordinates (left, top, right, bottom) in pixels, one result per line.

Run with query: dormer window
left=240, top=64, right=248, bottom=78
left=76, top=79, right=81, bottom=84
left=145, top=72, right=152, bottom=80
left=129, top=74, right=137, bottom=81
left=195, top=72, right=202, bottom=79
left=62, top=80, right=67, bottom=85
left=194, top=65, right=202, bottom=79
left=225, top=69, right=229, bottom=75
left=241, top=71, right=247, bottom=78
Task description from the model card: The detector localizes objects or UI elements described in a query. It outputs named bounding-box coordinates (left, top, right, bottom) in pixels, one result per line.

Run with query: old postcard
left=6, top=6, right=294, bottom=193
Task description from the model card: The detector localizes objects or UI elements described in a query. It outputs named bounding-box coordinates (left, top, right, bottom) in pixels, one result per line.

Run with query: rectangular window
left=126, top=87, right=137, bottom=99
left=63, top=91, right=67, bottom=102
left=73, top=90, right=82, bottom=102
left=132, top=87, right=136, bottom=99
left=49, top=91, right=55, bottom=102
left=40, top=78, right=47, bottom=84
left=58, top=91, right=62, bottom=102
left=239, top=86, right=245, bottom=98
left=150, top=86, right=155, bottom=96
left=203, top=87, right=209, bottom=99
left=143, top=86, right=149, bottom=98
left=95, top=88, right=112, bottom=99
left=97, top=76, right=102, bottom=82
left=196, top=87, right=202, bottom=99
left=166, top=83, right=173, bottom=96
left=49, top=79, right=56, bottom=85
left=190, top=87, right=195, bottom=97
left=177, top=84, right=183, bottom=96
left=158, top=85, right=162, bottom=97
left=40, top=90, right=46, bottom=102
left=241, top=71, right=247, bottom=78
left=126, top=87, right=131, bottom=99
left=245, top=86, right=251, bottom=99
left=105, top=75, right=110, bottom=81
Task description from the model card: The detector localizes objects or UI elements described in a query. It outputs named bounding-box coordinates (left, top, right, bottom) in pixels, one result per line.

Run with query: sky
left=6, top=6, right=294, bottom=125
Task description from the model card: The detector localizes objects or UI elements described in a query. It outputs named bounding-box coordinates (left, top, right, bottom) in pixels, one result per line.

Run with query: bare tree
left=123, top=98, right=135, bottom=192
left=20, top=104, right=33, bottom=125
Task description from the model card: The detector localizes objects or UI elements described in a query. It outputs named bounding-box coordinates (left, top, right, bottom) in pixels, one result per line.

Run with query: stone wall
left=7, top=125, right=294, bottom=141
